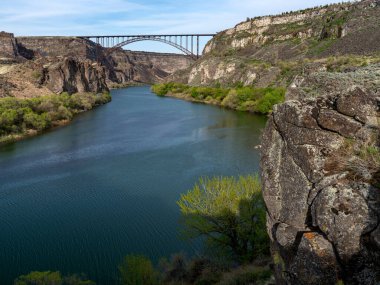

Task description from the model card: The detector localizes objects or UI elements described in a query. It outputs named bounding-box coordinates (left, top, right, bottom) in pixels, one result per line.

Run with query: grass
left=308, top=38, right=337, bottom=56
left=325, top=55, right=380, bottom=72
left=151, top=83, right=285, bottom=115
left=329, top=137, right=380, bottom=186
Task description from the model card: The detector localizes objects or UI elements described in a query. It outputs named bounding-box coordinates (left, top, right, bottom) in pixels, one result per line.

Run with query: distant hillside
left=169, top=0, right=380, bottom=87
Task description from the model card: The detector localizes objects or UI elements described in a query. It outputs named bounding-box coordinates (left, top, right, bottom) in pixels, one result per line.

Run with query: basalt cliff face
left=169, top=0, right=380, bottom=87
left=0, top=34, right=191, bottom=98
left=104, top=50, right=192, bottom=88
left=261, top=65, right=380, bottom=284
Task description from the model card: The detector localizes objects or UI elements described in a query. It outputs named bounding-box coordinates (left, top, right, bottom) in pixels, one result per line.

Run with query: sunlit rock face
left=172, top=0, right=380, bottom=87
left=261, top=65, right=380, bottom=285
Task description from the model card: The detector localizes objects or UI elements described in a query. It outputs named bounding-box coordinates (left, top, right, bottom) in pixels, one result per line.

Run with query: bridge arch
left=113, top=36, right=196, bottom=58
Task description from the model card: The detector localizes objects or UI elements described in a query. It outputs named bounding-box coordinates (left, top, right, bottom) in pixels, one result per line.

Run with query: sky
left=0, top=0, right=345, bottom=53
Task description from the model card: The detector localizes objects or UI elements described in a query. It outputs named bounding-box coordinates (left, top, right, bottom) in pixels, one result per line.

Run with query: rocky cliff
left=0, top=32, right=18, bottom=60
left=261, top=64, right=380, bottom=284
left=105, top=50, right=192, bottom=88
left=0, top=34, right=192, bottom=98
left=169, top=0, right=380, bottom=87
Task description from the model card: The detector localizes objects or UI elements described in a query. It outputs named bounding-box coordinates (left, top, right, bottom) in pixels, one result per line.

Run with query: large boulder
left=261, top=67, right=380, bottom=284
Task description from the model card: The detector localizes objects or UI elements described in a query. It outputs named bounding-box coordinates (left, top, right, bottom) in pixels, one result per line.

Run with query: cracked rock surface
left=261, top=67, right=380, bottom=284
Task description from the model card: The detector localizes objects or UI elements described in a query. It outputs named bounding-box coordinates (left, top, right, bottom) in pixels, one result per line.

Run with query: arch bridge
left=79, top=34, right=215, bottom=60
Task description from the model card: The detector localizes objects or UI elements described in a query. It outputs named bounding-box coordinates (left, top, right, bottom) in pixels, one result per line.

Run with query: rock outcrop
left=0, top=32, right=19, bottom=60
left=261, top=65, right=380, bottom=284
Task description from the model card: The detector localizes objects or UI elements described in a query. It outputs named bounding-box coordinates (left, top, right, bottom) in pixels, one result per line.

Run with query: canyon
left=0, top=32, right=192, bottom=98
left=0, top=0, right=379, bottom=284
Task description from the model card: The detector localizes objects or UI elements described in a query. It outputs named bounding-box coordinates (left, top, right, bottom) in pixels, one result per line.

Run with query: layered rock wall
left=0, top=32, right=18, bottom=59
left=41, top=58, right=108, bottom=94
left=16, top=37, right=97, bottom=60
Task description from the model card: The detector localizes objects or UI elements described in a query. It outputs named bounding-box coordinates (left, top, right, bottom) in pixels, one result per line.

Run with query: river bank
left=151, top=82, right=285, bottom=115
left=0, top=92, right=111, bottom=146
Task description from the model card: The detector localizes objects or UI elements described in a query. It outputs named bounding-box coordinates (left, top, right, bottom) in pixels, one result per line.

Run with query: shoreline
left=157, top=91, right=270, bottom=116
left=0, top=95, right=111, bottom=148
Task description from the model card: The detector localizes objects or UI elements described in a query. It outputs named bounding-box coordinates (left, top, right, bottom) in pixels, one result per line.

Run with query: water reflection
left=0, top=87, right=266, bottom=284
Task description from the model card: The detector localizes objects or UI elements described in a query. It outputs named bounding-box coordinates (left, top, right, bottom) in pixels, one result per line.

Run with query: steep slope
left=170, top=0, right=380, bottom=87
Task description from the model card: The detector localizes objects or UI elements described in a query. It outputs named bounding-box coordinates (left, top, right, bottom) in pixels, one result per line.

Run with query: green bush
left=14, top=271, right=62, bottom=285
left=254, top=88, right=285, bottom=114
left=14, top=271, right=95, bottom=285
left=0, top=92, right=111, bottom=139
left=177, top=174, right=269, bottom=264
left=119, top=255, right=158, bottom=285
left=152, top=83, right=285, bottom=115
left=23, top=112, right=50, bottom=131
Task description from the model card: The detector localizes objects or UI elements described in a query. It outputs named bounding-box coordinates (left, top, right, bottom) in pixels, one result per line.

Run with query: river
left=0, top=86, right=266, bottom=284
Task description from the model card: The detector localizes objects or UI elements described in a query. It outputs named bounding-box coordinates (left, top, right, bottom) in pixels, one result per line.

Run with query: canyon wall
left=16, top=36, right=97, bottom=60
left=169, top=0, right=380, bottom=87
left=105, top=50, right=192, bottom=87
left=0, top=34, right=192, bottom=97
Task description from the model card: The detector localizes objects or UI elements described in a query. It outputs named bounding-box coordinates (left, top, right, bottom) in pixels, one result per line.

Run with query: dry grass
left=329, top=135, right=380, bottom=185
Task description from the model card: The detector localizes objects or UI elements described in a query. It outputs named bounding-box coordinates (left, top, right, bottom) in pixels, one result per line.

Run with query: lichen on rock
left=261, top=65, right=380, bottom=284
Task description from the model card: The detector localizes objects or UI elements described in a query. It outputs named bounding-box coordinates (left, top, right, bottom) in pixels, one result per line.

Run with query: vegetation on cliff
left=0, top=92, right=111, bottom=144
left=152, top=83, right=285, bottom=114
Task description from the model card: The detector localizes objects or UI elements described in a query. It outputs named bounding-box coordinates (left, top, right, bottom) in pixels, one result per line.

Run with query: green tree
left=118, top=255, right=158, bottom=285
left=14, top=271, right=63, bottom=285
left=177, top=175, right=269, bottom=264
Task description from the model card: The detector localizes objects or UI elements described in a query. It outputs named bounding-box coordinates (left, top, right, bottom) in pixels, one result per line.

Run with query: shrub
left=14, top=271, right=62, bottom=285
left=221, top=90, right=239, bottom=109
left=152, top=83, right=285, bottom=115
left=119, top=255, right=158, bottom=285
left=0, top=92, right=111, bottom=140
left=254, top=88, right=285, bottom=114
left=14, top=271, right=95, bottom=285
left=23, top=112, right=50, bottom=131
left=177, top=174, right=269, bottom=264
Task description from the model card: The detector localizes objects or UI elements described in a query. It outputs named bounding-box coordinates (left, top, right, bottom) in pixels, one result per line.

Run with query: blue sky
left=0, top=0, right=344, bottom=53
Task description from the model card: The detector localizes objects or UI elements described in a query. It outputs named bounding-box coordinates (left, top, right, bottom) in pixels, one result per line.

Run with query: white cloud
left=0, top=0, right=146, bottom=22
